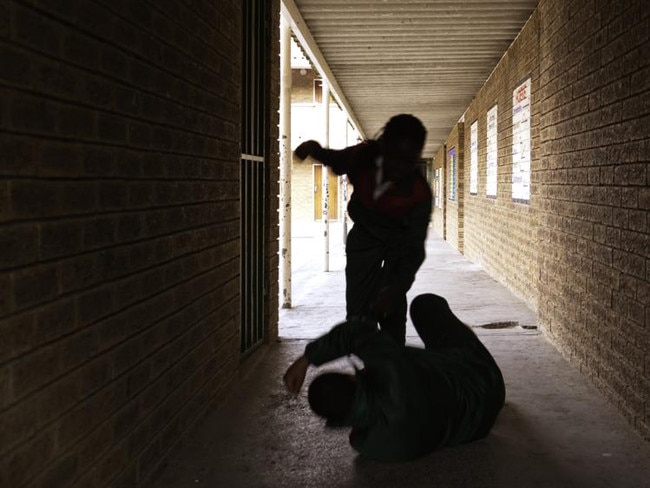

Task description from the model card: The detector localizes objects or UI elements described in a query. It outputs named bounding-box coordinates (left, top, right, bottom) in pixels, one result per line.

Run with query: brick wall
left=536, top=0, right=649, bottom=437
left=450, top=0, right=649, bottom=438
left=292, top=68, right=317, bottom=103
left=291, top=156, right=316, bottom=226
left=444, top=123, right=464, bottom=252
left=461, top=11, right=541, bottom=308
left=0, top=1, right=280, bottom=487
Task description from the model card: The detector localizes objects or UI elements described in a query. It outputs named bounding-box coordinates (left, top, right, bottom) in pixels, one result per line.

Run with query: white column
left=321, top=80, right=330, bottom=272
left=341, top=174, right=348, bottom=245
left=279, top=16, right=292, bottom=308
left=341, top=122, right=349, bottom=245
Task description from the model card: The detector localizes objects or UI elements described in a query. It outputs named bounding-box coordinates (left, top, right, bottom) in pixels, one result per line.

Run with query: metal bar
left=241, top=154, right=265, bottom=162
left=240, top=0, right=266, bottom=355
left=256, top=160, right=264, bottom=342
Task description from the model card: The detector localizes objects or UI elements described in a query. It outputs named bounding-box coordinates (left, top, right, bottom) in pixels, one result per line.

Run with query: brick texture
left=459, top=11, right=541, bottom=309
left=536, top=0, right=649, bottom=437
left=291, top=156, right=317, bottom=224
left=444, top=123, right=465, bottom=252
left=443, top=0, right=649, bottom=439
left=0, top=1, right=280, bottom=487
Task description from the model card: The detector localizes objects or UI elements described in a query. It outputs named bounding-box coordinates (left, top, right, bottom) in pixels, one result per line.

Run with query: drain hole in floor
left=480, top=321, right=519, bottom=329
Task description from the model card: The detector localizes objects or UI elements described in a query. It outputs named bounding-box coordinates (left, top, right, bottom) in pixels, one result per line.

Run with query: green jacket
left=304, top=319, right=505, bottom=462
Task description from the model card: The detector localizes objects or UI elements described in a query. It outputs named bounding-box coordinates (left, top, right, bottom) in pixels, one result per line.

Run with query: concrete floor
left=154, top=226, right=650, bottom=488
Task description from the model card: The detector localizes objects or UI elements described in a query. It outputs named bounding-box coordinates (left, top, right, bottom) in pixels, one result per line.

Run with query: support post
left=279, top=16, right=292, bottom=308
left=321, top=80, right=330, bottom=272
left=341, top=122, right=349, bottom=245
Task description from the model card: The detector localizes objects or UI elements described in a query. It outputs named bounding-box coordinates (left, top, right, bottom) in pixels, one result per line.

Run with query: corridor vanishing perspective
left=0, top=0, right=648, bottom=487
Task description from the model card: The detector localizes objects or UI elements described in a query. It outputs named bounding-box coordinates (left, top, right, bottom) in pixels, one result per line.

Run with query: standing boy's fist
left=294, top=140, right=321, bottom=160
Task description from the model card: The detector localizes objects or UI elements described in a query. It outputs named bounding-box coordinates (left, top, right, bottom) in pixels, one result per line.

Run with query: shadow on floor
left=154, top=231, right=650, bottom=488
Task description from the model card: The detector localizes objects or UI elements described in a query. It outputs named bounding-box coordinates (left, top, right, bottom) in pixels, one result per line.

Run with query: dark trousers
left=345, top=226, right=407, bottom=345
left=410, top=293, right=506, bottom=438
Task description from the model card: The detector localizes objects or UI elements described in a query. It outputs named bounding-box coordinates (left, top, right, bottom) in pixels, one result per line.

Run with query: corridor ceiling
left=285, top=0, right=539, bottom=157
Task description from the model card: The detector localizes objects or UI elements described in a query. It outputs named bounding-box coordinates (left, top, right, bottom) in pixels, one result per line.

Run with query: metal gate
left=240, top=0, right=266, bottom=356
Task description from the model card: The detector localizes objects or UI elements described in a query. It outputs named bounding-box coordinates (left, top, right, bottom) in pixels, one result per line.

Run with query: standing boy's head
left=382, top=114, right=427, bottom=150
left=378, top=114, right=427, bottom=181
left=308, top=372, right=356, bottom=425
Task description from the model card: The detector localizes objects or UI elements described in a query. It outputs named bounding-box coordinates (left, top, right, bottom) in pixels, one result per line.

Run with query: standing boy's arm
left=294, top=140, right=367, bottom=176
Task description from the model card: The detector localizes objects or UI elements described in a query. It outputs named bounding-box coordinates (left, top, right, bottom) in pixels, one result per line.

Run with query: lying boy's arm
left=305, top=318, right=378, bottom=366
left=283, top=319, right=378, bottom=395
left=283, top=355, right=310, bottom=394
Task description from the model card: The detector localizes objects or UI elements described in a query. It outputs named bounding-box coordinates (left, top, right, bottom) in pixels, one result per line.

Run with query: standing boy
left=294, top=114, right=432, bottom=345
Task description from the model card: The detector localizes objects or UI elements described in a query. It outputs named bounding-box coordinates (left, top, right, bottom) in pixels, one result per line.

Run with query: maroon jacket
left=309, top=140, right=432, bottom=293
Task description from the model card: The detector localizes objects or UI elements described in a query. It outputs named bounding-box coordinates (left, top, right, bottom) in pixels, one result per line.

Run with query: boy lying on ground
left=283, top=293, right=505, bottom=462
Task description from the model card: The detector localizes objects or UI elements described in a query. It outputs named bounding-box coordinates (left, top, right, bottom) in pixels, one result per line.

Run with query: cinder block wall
left=292, top=68, right=317, bottom=102
left=536, top=0, right=648, bottom=437
left=0, top=1, right=280, bottom=487
left=444, top=123, right=465, bottom=252
left=461, top=11, right=541, bottom=308
left=291, top=156, right=316, bottom=226
left=456, top=0, right=649, bottom=438
left=289, top=69, right=319, bottom=227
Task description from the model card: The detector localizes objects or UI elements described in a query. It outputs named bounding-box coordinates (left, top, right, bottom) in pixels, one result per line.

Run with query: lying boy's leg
left=409, top=293, right=479, bottom=349
left=411, top=293, right=506, bottom=438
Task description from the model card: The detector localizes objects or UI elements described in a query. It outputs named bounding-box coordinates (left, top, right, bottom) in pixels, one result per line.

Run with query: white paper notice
left=486, top=105, right=498, bottom=198
left=470, top=121, right=478, bottom=195
left=512, top=78, right=531, bottom=201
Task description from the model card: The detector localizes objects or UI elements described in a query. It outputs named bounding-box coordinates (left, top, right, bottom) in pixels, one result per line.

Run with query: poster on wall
left=512, top=78, right=531, bottom=202
left=470, top=121, right=478, bottom=195
left=448, top=147, right=457, bottom=202
left=486, top=105, right=498, bottom=198
left=434, top=168, right=443, bottom=208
